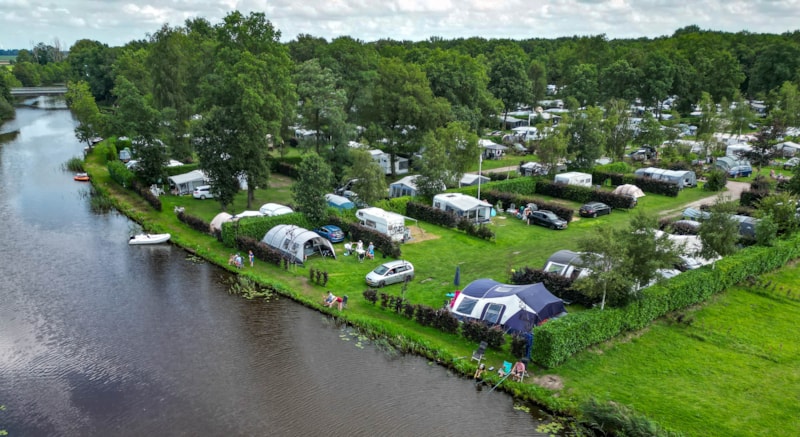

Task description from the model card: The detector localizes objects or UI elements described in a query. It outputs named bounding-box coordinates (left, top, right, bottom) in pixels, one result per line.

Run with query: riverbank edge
left=84, top=162, right=581, bottom=425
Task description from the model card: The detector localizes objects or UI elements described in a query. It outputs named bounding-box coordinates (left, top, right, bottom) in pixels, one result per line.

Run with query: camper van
left=356, top=207, right=407, bottom=242
left=554, top=172, right=593, bottom=188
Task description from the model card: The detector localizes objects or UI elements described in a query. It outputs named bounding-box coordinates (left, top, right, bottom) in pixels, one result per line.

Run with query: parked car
left=783, top=157, right=800, bottom=170
left=528, top=210, right=568, bottom=229
left=365, top=260, right=415, bottom=287
left=578, top=202, right=612, bottom=218
left=314, top=225, right=345, bottom=243
left=192, top=185, right=214, bottom=199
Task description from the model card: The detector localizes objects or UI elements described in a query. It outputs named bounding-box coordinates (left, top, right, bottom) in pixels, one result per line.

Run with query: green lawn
left=554, top=268, right=800, bottom=436
left=87, top=151, right=800, bottom=436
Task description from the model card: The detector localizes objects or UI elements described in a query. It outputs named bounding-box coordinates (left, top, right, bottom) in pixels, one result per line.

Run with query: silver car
left=365, top=260, right=415, bottom=287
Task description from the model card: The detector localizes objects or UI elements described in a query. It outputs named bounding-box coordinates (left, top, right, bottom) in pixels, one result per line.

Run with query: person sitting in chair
left=511, top=360, right=526, bottom=382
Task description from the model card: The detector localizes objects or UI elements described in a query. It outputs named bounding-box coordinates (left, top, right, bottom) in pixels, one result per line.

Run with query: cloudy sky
left=1, top=0, right=799, bottom=50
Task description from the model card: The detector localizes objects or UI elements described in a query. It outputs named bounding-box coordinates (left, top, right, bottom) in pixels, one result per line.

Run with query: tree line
left=4, top=15, right=800, bottom=211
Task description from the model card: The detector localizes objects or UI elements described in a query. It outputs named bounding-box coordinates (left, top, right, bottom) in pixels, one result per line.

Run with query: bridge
left=11, top=86, right=68, bottom=96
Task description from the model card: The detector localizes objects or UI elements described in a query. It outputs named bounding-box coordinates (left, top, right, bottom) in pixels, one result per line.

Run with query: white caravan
left=356, top=207, right=407, bottom=242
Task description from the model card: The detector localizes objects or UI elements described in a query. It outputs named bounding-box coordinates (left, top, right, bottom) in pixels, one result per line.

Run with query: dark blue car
left=315, top=225, right=345, bottom=243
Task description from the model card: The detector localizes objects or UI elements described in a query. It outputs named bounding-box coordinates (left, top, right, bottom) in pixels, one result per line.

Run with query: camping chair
left=471, top=341, right=488, bottom=364
left=501, top=361, right=512, bottom=377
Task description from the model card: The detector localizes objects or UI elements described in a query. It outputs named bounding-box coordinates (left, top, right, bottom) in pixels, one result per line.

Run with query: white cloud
left=0, top=0, right=798, bottom=50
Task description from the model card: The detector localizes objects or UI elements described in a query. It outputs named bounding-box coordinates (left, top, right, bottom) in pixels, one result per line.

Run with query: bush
left=177, top=210, right=211, bottom=234
left=130, top=179, right=162, bottom=211
left=704, top=169, right=728, bottom=191
left=363, top=288, right=378, bottom=305
left=235, top=236, right=284, bottom=267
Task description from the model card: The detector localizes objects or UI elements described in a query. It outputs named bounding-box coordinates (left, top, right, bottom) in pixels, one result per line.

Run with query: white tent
left=209, top=212, right=233, bottom=233
left=613, top=184, right=646, bottom=199
left=261, top=224, right=336, bottom=264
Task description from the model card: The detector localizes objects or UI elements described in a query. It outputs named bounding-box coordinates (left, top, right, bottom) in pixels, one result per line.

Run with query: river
left=0, top=98, right=553, bottom=436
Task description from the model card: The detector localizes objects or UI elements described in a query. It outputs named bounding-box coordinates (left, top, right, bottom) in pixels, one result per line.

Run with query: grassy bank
left=556, top=267, right=800, bottom=436
left=84, top=150, right=799, bottom=435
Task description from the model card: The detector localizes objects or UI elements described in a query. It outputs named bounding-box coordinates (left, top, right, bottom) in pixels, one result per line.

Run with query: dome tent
left=612, top=184, right=645, bottom=199
left=448, top=279, right=566, bottom=334
left=261, top=224, right=336, bottom=264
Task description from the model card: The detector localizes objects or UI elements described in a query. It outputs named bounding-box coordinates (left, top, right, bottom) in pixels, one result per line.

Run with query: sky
left=1, top=0, right=799, bottom=50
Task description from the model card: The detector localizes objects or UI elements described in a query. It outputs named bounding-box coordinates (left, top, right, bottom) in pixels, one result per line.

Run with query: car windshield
left=373, top=265, right=389, bottom=275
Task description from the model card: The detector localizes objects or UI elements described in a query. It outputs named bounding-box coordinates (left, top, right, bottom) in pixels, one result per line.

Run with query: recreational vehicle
left=356, top=207, right=408, bottom=242
left=554, top=172, right=593, bottom=188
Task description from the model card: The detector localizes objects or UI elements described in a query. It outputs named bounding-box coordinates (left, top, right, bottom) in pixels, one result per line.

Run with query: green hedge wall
left=220, top=213, right=311, bottom=247
left=532, top=233, right=800, bottom=368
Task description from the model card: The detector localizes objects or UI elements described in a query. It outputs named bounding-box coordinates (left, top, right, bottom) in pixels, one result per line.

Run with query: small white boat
left=129, top=233, right=171, bottom=245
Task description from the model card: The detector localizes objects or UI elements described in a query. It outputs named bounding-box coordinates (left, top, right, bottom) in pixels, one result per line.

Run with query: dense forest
left=2, top=13, right=799, bottom=209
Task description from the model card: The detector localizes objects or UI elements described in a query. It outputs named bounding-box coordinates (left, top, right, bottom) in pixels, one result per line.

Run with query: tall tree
left=422, top=48, right=501, bottom=133
left=294, top=59, right=347, bottom=153
left=64, top=80, right=103, bottom=146
left=196, top=12, right=296, bottom=209
left=343, top=149, right=387, bottom=205
left=566, top=106, right=605, bottom=168
left=416, top=121, right=480, bottom=197
left=361, top=57, right=450, bottom=176
left=322, top=36, right=379, bottom=125
left=725, top=90, right=754, bottom=138
left=527, top=59, right=548, bottom=106
left=291, top=154, right=335, bottom=226
left=638, top=51, right=674, bottom=119
left=603, top=99, right=634, bottom=161
left=535, top=120, right=569, bottom=174
left=697, top=197, right=740, bottom=264
left=599, top=59, right=640, bottom=104
left=566, top=63, right=598, bottom=107
left=488, top=45, right=532, bottom=126
left=68, top=39, right=117, bottom=103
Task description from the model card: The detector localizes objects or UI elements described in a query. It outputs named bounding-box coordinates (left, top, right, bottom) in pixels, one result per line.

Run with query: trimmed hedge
left=510, top=267, right=592, bottom=307
left=220, top=212, right=311, bottom=247
left=535, top=180, right=637, bottom=210
left=479, top=189, right=575, bottom=223
left=532, top=232, right=800, bottom=368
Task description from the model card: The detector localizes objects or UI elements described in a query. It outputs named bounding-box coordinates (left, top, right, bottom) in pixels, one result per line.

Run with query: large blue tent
left=448, top=278, right=566, bottom=333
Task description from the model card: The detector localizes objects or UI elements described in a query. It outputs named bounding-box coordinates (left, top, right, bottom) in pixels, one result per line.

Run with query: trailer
left=554, top=171, right=593, bottom=188
left=634, top=167, right=697, bottom=189
left=356, top=207, right=408, bottom=242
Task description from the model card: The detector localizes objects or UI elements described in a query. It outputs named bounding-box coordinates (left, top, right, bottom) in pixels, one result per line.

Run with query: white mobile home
left=432, top=193, right=493, bottom=224
left=356, top=207, right=408, bottom=242
left=369, top=149, right=409, bottom=176
left=554, top=172, right=593, bottom=188
left=634, top=167, right=697, bottom=189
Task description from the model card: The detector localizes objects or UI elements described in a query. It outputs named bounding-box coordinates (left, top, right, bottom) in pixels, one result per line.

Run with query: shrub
left=363, top=288, right=378, bottom=305
left=107, top=160, right=135, bottom=187
left=234, top=236, right=284, bottom=267
left=177, top=210, right=211, bottom=234
left=704, top=169, right=728, bottom=191
left=130, top=179, right=162, bottom=211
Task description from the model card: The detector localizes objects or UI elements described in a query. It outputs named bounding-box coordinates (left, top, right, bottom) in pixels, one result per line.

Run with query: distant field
left=0, top=55, right=15, bottom=63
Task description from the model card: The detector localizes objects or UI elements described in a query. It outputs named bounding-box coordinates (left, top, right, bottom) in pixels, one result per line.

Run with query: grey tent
left=261, top=224, right=336, bottom=264
left=167, top=170, right=208, bottom=195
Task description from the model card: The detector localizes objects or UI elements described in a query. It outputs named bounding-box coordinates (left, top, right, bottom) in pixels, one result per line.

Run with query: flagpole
left=477, top=153, right=482, bottom=200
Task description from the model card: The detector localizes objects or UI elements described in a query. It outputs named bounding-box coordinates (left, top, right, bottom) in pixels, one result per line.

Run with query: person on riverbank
left=248, top=250, right=254, bottom=267
left=474, top=363, right=486, bottom=379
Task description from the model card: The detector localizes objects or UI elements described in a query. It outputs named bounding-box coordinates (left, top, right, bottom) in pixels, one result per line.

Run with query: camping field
left=84, top=148, right=800, bottom=436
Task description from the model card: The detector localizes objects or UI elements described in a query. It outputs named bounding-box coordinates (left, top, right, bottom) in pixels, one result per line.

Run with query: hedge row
left=107, top=160, right=135, bottom=188
left=453, top=176, right=538, bottom=198
left=364, top=289, right=507, bottom=348
left=481, top=189, right=575, bottom=223
left=176, top=211, right=211, bottom=235
left=220, top=212, right=311, bottom=247
left=407, top=201, right=458, bottom=228
left=234, top=235, right=286, bottom=267
left=535, top=180, right=637, bottom=209
left=130, top=179, right=162, bottom=211
left=325, top=214, right=402, bottom=258
left=592, top=171, right=681, bottom=197
left=532, top=232, right=800, bottom=368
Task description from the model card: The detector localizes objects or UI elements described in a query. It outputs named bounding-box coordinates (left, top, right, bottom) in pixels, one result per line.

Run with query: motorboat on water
left=129, top=233, right=171, bottom=245
left=74, top=172, right=90, bottom=181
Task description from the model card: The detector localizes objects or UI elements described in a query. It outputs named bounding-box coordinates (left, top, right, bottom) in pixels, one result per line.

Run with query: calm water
left=0, top=99, right=551, bottom=436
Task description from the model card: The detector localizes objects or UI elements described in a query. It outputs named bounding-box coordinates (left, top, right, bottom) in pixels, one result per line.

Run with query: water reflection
left=0, top=100, right=553, bottom=436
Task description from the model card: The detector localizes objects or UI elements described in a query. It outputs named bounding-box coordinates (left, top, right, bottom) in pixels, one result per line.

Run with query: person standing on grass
left=249, top=250, right=254, bottom=267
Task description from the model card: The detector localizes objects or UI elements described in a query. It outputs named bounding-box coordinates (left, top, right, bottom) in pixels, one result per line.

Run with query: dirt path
left=660, top=180, right=750, bottom=217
